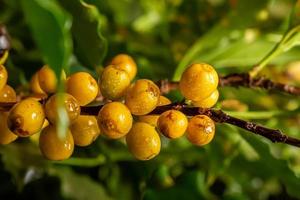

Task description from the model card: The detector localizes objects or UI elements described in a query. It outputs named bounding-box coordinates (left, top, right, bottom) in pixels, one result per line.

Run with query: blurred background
left=1, top=0, right=300, bottom=199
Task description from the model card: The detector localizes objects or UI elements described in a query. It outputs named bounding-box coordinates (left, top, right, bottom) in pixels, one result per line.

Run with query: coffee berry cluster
left=0, top=53, right=219, bottom=161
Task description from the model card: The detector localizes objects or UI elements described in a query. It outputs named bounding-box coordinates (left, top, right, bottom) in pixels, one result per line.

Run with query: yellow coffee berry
left=99, top=65, right=130, bottom=100
left=0, top=65, right=8, bottom=91
left=110, top=54, right=137, bottom=81
left=70, top=115, right=100, bottom=146
left=126, top=122, right=161, bottom=160
left=0, top=51, right=9, bottom=65
left=179, top=63, right=218, bottom=101
left=192, top=89, right=219, bottom=108
left=8, top=98, right=45, bottom=137
left=187, top=115, right=215, bottom=146
left=30, top=72, right=46, bottom=94
left=39, top=125, right=74, bottom=160
left=125, top=79, right=160, bottom=115
left=97, top=102, right=132, bottom=139
left=0, top=85, right=17, bottom=102
left=158, top=110, right=188, bottom=139
left=0, top=112, right=18, bottom=144
left=139, top=96, right=172, bottom=126
left=66, top=72, right=98, bottom=106
left=45, top=93, right=80, bottom=124
left=38, top=65, right=66, bottom=93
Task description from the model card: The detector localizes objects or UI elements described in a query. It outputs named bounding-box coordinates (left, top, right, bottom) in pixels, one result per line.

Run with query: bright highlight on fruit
left=0, top=85, right=16, bottom=102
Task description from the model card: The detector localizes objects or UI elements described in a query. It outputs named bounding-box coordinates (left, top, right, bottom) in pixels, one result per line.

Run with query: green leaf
left=143, top=171, right=209, bottom=200
left=60, top=0, right=107, bottom=68
left=172, top=0, right=269, bottom=80
left=229, top=132, right=300, bottom=199
left=22, top=0, right=72, bottom=76
left=52, top=167, right=112, bottom=200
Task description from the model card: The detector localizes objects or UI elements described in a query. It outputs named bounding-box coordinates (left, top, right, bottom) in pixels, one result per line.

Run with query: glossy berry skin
left=125, top=79, right=160, bottom=115
left=110, top=54, right=137, bottom=81
left=192, top=89, right=219, bottom=108
left=66, top=72, right=98, bottom=106
left=39, top=125, right=74, bottom=160
left=38, top=65, right=66, bottom=93
left=0, top=85, right=17, bottom=102
left=45, top=93, right=80, bottom=124
left=139, top=96, right=172, bottom=126
left=0, top=51, right=9, bottom=65
left=187, top=115, right=215, bottom=146
left=179, top=63, right=218, bottom=101
left=99, top=65, right=131, bottom=100
left=158, top=110, right=188, bottom=139
left=126, top=122, right=161, bottom=160
left=97, top=102, right=132, bottom=139
left=70, top=115, right=100, bottom=146
left=8, top=98, right=45, bottom=137
left=0, top=65, right=8, bottom=91
left=0, top=112, right=18, bottom=144
left=30, top=72, right=46, bottom=94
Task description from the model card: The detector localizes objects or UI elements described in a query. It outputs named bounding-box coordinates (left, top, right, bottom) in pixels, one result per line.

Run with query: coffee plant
left=1, top=0, right=300, bottom=199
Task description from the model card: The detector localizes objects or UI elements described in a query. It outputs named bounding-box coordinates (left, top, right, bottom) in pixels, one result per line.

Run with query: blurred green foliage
left=1, top=0, right=300, bottom=199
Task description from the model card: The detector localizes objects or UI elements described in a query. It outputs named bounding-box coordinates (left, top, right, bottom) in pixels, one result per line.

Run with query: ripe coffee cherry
left=70, top=115, right=100, bottom=146
left=187, top=115, right=215, bottom=146
left=38, top=65, right=66, bottom=93
left=0, top=65, right=8, bottom=91
left=179, top=63, right=218, bottom=101
left=45, top=93, right=80, bottom=124
left=39, top=125, right=74, bottom=160
left=0, top=112, right=18, bottom=144
left=126, top=122, right=161, bottom=160
left=30, top=72, right=46, bottom=94
left=97, top=102, right=132, bottom=139
left=192, top=89, right=219, bottom=108
left=0, top=51, right=9, bottom=65
left=125, top=79, right=160, bottom=115
left=66, top=72, right=98, bottom=106
left=0, top=85, right=17, bottom=102
left=139, top=96, right=172, bottom=126
left=99, top=65, right=130, bottom=100
left=110, top=54, right=137, bottom=81
left=158, top=110, right=188, bottom=139
left=8, top=98, right=45, bottom=137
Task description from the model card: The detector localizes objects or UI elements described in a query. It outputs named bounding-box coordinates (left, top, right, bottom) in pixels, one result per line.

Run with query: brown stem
left=81, top=103, right=300, bottom=148
left=219, top=73, right=300, bottom=95
left=156, top=73, right=300, bottom=96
